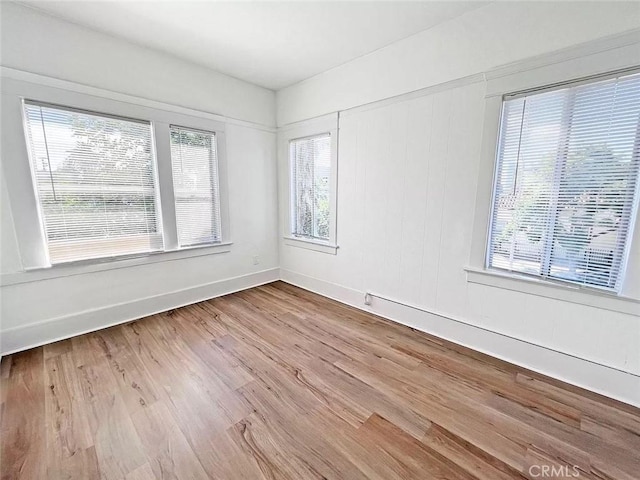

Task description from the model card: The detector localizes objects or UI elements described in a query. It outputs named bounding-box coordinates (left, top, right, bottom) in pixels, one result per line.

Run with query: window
left=23, top=102, right=162, bottom=264
left=281, top=114, right=338, bottom=254
left=487, top=72, right=640, bottom=291
left=289, top=133, right=332, bottom=240
left=18, top=94, right=230, bottom=269
left=170, top=126, right=221, bottom=247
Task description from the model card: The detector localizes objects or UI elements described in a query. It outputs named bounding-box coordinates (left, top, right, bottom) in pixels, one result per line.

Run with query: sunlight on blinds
left=289, top=134, right=331, bottom=240
left=488, top=72, right=640, bottom=290
left=170, top=126, right=222, bottom=247
left=23, top=102, right=162, bottom=264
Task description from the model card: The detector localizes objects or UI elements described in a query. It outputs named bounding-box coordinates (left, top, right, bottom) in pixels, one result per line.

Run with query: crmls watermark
left=528, top=465, right=581, bottom=478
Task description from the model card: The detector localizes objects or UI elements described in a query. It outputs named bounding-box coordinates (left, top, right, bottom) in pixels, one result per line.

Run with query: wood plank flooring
left=1, top=281, right=638, bottom=479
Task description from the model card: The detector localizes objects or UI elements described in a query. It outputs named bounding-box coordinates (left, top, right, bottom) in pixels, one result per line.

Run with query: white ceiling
left=19, top=1, right=487, bottom=91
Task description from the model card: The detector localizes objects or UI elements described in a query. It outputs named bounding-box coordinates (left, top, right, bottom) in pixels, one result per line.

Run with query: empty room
left=1, top=1, right=639, bottom=478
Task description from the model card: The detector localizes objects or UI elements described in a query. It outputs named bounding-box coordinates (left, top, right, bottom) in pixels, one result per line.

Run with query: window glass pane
left=289, top=134, right=331, bottom=240
left=488, top=72, right=640, bottom=290
left=23, top=102, right=161, bottom=264
left=170, top=126, right=221, bottom=247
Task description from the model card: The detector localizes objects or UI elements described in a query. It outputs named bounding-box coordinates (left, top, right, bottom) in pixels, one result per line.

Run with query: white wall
left=280, top=78, right=640, bottom=405
left=277, top=1, right=640, bottom=125
left=277, top=2, right=640, bottom=405
left=0, top=2, right=275, bottom=127
left=1, top=120, right=279, bottom=316
left=1, top=0, right=639, bottom=405
left=0, top=99, right=280, bottom=352
left=0, top=108, right=279, bottom=351
left=280, top=82, right=640, bottom=367
left=0, top=172, right=21, bottom=275
left=0, top=3, right=279, bottom=353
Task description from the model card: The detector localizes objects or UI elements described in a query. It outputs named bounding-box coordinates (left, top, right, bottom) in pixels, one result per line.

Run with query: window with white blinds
left=170, top=126, right=221, bottom=247
left=289, top=133, right=332, bottom=240
left=23, top=102, right=162, bottom=264
left=487, top=72, right=640, bottom=291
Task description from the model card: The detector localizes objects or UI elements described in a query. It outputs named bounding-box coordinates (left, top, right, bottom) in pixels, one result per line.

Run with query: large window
left=487, top=72, right=640, bottom=291
left=170, top=126, right=221, bottom=247
left=289, top=133, right=332, bottom=240
left=17, top=95, right=229, bottom=268
left=23, top=102, right=162, bottom=264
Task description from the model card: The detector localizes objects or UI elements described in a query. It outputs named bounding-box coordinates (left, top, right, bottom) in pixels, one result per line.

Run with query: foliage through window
left=170, top=126, right=221, bottom=247
left=289, top=134, right=331, bottom=240
left=23, top=102, right=161, bottom=264
left=487, top=72, right=640, bottom=290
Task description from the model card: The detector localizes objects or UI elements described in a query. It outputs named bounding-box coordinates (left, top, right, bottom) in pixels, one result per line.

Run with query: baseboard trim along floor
left=0, top=268, right=280, bottom=356
left=2, top=281, right=637, bottom=479
left=280, top=269, right=640, bottom=408
left=2, top=267, right=638, bottom=408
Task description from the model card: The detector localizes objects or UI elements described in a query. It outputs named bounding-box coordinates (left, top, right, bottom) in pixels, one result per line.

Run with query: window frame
left=169, top=124, right=224, bottom=248
left=289, top=132, right=333, bottom=241
left=467, top=60, right=640, bottom=311
left=279, top=114, right=338, bottom=254
left=1, top=76, right=231, bottom=275
left=22, top=100, right=165, bottom=265
left=485, top=74, right=640, bottom=293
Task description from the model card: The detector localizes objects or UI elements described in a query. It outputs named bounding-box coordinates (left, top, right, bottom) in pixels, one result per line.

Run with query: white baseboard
left=280, top=269, right=640, bottom=408
left=3, top=265, right=638, bottom=407
left=0, top=267, right=279, bottom=356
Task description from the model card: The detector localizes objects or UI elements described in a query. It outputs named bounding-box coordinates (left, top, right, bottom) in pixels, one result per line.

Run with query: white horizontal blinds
left=290, top=134, right=331, bottom=240
left=170, top=126, right=221, bottom=247
left=488, top=72, right=640, bottom=290
left=489, top=93, right=562, bottom=275
left=23, top=102, right=162, bottom=264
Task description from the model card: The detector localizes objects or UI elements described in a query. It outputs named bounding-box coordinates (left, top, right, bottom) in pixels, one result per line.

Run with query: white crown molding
left=279, top=29, right=640, bottom=126
left=485, top=28, right=640, bottom=82
left=0, top=66, right=277, bottom=132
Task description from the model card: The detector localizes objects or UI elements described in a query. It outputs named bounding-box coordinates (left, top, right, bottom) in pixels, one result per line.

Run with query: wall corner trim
left=0, top=267, right=280, bottom=355
left=279, top=268, right=640, bottom=408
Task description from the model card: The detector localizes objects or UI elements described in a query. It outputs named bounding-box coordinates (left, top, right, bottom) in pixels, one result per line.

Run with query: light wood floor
left=1, top=282, right=638, bottom=480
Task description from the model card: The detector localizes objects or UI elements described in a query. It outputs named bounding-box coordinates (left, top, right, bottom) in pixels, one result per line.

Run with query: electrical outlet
left=252, top=255, right=260, bottom=265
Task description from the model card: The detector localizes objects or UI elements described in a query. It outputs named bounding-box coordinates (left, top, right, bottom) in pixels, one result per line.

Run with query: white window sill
left=283, top=236, right=338, bottom=255
left=465, top=266, right=639, bottom=316
left=0, top=242, right=232, bottom=287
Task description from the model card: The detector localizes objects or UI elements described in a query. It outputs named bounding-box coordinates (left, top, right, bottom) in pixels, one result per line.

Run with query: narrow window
left=289, top=133, right=332, bottom=240
left=170, top=126, right=221, bottom=247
